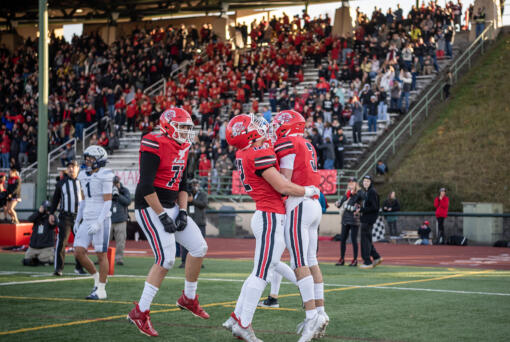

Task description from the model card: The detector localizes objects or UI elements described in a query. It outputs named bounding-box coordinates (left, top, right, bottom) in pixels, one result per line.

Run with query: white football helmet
left=83, top=145, right=108, bottom=171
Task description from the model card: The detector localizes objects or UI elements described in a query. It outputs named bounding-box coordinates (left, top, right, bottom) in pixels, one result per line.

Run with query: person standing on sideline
left=335, top=177, right=362, bottom=267
left=434, top=188, right=449, bottom=244
left=5, top=168, right=21, bottom=224
left=383, top=191, right=400, bottom=237
left=110, top=176, right=131, bottom=265
left=49, top=160, right=85, bottom=276
left=180, top=179, right=208, bottom=269
left=359, top=176, right=382, bottom=269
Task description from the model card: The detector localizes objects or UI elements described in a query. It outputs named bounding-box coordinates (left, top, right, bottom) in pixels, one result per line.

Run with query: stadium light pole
left=36, top=0, right=49, bottom=206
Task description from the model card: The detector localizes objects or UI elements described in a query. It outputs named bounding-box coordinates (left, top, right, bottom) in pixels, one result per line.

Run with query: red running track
left=120, top=238, right=510, bottom=270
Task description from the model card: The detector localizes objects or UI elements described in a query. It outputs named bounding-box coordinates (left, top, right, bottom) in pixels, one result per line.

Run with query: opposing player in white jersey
left=73, top=145, right=114, bottom=300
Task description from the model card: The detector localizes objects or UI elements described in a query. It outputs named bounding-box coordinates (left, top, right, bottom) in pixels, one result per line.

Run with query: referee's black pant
left=54, top=213, right=83, bottom=273
left=360, top=222, right=381, bottom=265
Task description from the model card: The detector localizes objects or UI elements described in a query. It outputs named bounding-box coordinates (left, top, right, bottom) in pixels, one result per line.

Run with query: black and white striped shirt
left=49, top=174, right=83, bottom=215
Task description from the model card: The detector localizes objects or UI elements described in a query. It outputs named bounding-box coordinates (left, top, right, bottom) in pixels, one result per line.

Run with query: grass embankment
left=380, top=34, right=510, bottom=211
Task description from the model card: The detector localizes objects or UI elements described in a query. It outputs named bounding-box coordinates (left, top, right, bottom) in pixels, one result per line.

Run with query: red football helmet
left=159, top=107, right=195, bottom=144
left=270, top=110, right=305, bottom=141
left=226, top=114, right=267, bottom=150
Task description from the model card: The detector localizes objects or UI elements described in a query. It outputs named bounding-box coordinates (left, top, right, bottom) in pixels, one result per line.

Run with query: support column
left=36, top=0, right=49, bottom=205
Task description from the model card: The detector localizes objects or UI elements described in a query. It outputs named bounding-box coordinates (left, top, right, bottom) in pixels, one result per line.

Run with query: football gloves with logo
left=175, top=210, right=188, bottom=231
left=159, top=212, right=177, bottom=233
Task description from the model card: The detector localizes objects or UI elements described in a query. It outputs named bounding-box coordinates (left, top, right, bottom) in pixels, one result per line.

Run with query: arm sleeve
left=49, top=182, right=62, bottom=214
left=178, top=166, right=188, bottom=192
left=138, top=151, right=160, bottom=197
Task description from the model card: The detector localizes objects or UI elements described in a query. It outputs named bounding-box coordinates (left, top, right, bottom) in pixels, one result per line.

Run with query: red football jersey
left=139, top=132, right=189, bottom=191
left=235, top=143, right=285, bottom=214
left=274, top=135, right=320, bottom=188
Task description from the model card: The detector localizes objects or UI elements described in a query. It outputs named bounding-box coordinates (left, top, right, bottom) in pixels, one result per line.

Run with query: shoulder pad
left=98, top=168, right=114, bottom=181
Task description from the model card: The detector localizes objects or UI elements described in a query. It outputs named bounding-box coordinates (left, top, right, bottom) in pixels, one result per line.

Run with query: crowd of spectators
left=0, top=1, right=467, bottom=192
left=0, top=23, right=214, bottom=171
left=177, top=2, right=463, bottom=181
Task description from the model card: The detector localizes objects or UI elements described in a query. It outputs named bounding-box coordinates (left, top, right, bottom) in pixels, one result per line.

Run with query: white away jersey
left=78, top=168, right=114, bottom=221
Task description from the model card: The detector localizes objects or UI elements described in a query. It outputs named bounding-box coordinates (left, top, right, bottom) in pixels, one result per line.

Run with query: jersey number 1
left=236, top=159, right=252, bottom=192
left=86, top=182, right=91, bottom=198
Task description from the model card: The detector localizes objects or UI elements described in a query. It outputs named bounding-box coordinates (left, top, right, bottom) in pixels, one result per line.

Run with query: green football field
left=0, top=253, right=509, bottom=341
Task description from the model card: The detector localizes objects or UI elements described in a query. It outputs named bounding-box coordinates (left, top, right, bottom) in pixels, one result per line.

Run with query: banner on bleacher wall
left=114, top=170, right=140, bottom=194
left=231, top=169, right=337, bottom=195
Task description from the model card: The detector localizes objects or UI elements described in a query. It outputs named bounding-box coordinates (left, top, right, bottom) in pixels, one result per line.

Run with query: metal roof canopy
left=0, top=0, right=348, bottom=26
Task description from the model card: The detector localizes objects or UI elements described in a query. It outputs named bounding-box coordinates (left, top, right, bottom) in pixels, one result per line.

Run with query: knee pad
left=162, top=258, right=175, bottom=270
left=307, top=256, right=318, bottom=267
left=189, top=243, right=208, bottom=258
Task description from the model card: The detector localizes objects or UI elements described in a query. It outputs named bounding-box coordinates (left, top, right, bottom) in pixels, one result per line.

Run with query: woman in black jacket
left=335, top=179, right=362, bottom=266
left=6, top=168, right=21, bottom=224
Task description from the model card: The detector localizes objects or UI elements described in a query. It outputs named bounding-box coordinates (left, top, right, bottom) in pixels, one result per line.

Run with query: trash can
left=218, top=205, right=236, bottom=238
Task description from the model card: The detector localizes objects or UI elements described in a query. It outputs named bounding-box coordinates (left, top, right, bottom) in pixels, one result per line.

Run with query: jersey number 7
left=236, top=159, right=252, bottom=192
left=167, top=165, right=185, bottom=188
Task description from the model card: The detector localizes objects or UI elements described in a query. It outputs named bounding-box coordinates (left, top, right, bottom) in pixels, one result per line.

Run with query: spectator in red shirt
left=98, top=132, right=109, bottom=148
left=434, top=188, right=449, bottom=244
left=198, top=152, right=211, bottom=178
left=126, top=100, right=138, bottom=132
left=0, top=133, right=11, bottom=169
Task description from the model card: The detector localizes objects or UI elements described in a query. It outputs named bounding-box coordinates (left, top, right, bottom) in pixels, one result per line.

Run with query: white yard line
left=1, top=271, right=509, bottom=297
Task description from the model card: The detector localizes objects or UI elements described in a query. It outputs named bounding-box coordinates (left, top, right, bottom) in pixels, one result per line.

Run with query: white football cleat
left=222, top=316, right=237, bottom=332
left=318, top=311, right=329, bottom=337
left=232, top=322, right=263, bottom=342
left=297, top=314, right=327, bottom=342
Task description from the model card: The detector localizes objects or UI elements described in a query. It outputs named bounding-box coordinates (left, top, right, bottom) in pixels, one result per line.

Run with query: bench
left=401, top=230, right=419, bottom=244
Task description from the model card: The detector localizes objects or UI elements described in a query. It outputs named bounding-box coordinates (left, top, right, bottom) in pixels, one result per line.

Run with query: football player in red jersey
left=127, top=108, right=209, bottom=337
left=269, top=110, right=330, bottom=340
left=221, top=114, right=321, bottom=342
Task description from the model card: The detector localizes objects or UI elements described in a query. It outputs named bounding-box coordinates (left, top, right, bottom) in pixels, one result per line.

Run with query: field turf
left=0, top=253, right=509, bottom=341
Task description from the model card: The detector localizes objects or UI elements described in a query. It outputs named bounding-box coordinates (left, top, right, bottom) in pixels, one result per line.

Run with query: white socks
left=239, top=275, right=267, bottom=328
left=97, top=282, right=106, bottom=292
left=297, top=275, right=317, bottom=319
left=314, top=282, right=324, bottom=302
left=184, top=280, right=198, bottom=299
left=314, top=282, right=325, bottom=313
left=93, top=272, right=99, bottom=287
left=139, top=282, right=159, bottom=312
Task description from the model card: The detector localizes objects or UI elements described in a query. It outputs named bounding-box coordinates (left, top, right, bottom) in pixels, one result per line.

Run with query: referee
left=49, top=160, right=85, bottom=276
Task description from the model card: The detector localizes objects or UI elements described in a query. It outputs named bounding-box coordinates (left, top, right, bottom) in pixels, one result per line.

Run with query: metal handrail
left=82, top=116, right=109, bottom=151
left=47, top=137, right=77, bottom=175
left=351, top=21, right=496, bottom=181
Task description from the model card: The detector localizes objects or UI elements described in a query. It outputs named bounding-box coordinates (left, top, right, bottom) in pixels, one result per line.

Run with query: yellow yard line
left=0, top=269, right=494, bottom=335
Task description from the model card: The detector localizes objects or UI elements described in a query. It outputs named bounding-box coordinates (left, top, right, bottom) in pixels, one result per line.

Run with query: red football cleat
left=176, top=291, right=210, bottom=319
left=127, top=302, right=159, bottom=337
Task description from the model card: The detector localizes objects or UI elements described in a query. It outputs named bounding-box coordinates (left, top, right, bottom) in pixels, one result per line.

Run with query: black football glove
left=175, top=210, right=187, bottom=231
left=159, top=212, right=177, bottom=233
